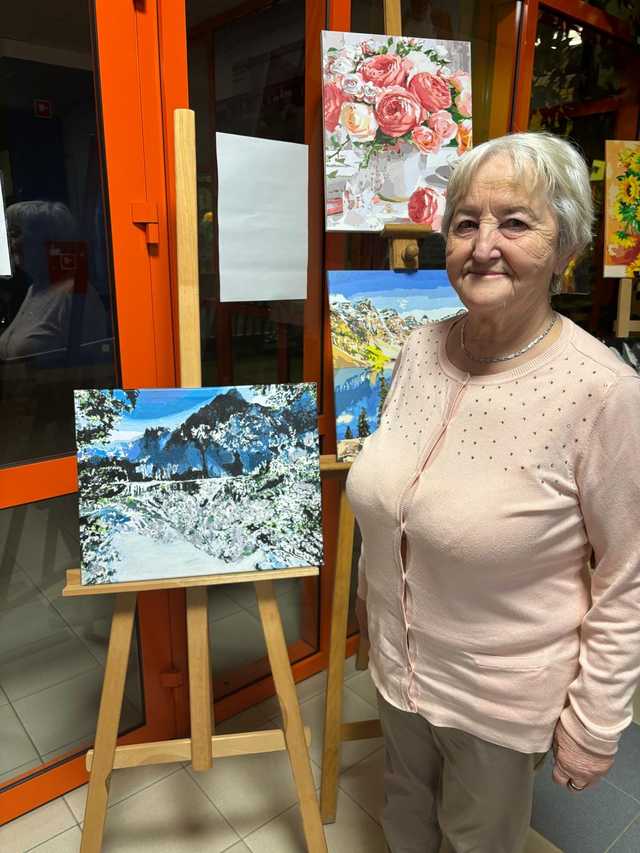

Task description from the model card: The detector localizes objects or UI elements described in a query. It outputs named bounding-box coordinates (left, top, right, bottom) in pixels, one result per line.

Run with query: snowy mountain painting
left=328, top=269, right=463, bottom=461
left=73, top=385, right=323, bottom=585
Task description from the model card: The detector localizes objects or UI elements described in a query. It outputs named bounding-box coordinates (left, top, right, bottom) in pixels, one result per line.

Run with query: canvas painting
left=328, top=269, right=463, bottom=461
left=321, top=30, right=472, bottom=233
left=74, top=385, right=322, bottom=585
left=604, top=140, right=640, bottom=277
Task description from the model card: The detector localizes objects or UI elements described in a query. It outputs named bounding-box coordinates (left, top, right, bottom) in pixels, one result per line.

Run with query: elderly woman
left=347, top=132, right=640, bottom=853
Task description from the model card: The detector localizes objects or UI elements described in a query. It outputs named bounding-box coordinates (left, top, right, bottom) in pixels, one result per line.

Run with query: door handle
left=131, top=202, right=160, bottom=245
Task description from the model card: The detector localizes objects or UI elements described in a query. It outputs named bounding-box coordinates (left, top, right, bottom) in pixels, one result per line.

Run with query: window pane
left=187, top=1, right=305, bottom=391
left=186, top=1, right=316, bottom=696
left=528, top=7, right=638, bottom=337
left=583, top=0, right=638, bottom=25
left=0, top=1, right=119, bottom=467
left=530, top=11, right=634, bottom=112
left=0, top=494, right=143, bottom=789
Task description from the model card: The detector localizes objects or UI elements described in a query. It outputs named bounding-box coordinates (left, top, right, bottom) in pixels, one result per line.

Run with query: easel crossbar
left=63, top=566, right=318, bottom=597
left=86, top=726, right=312, bottom=770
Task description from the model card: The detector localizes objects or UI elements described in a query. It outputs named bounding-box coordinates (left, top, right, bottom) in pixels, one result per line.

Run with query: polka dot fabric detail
left=372, top=318, right=627, bottom=491
left=345, top=314, right=640, bottom=756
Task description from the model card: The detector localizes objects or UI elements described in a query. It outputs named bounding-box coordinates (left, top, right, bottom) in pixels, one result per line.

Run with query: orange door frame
left=2, top=0, right=182, bottom=824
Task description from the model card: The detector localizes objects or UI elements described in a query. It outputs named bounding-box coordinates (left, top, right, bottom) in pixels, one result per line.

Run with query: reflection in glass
left=529, top=12, right=633, bottom=116
left=528, top=8, right=638, bottom=335
left=351, top=0, right=385, bottom=34
left=0, top=2, right=118, bottom=467
left=579, top=0, right=638, bottom=25
left=212, top=1, right=305, bottom=143
left=0, top=495, right=143, bottom=790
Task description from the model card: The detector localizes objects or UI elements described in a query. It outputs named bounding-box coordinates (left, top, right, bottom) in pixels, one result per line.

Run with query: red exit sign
left=33, top=99, right=53, bottom=119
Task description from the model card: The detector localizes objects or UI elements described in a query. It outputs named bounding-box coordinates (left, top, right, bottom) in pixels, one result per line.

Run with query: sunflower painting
left=604, top=140, right=640, bottom=278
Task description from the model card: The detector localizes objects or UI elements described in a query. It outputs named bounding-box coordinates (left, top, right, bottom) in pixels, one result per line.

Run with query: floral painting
left=604, top=140, right=640, bottom=277
left=328, top=270, right=463, bottom=461
left=74, top=385, right=322, bottom=585
left=322, top=31, right=472, bottom=233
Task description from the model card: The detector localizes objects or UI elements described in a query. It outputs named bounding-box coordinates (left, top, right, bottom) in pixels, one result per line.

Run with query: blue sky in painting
left=327, top=270, right=462, bottom=317
left=112, top=387, right=263, bottom=442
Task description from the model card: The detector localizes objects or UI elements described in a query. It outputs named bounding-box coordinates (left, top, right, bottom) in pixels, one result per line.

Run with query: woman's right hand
left=356, top=595, right=369, bottom=642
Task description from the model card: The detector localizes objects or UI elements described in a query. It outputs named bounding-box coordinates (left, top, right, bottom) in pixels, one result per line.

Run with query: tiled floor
left=0, top=498, right=144, bottom=786
left=3, top=502, right=640, bottom=851
left=0, top=498, right=308, bottom=787
left=5, top=654, right=614, bottom=853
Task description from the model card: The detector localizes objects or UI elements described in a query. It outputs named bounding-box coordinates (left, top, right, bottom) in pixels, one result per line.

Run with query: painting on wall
left=321, top=30, right=472, bottom=233
left=74, top=385, right=322, bottom=585
left=328, top=269, right=464, bottom=461
left=604, top=140, right=640, bottom=277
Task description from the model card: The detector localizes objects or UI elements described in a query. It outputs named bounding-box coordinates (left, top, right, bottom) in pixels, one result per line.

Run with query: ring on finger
left=567, top=779, right=586, bottom=791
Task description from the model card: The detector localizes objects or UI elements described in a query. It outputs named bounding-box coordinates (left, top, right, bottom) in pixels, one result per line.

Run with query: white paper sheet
left=0, top=174, right=11, bottom=277
left=216, top=132, right=308, bottom=302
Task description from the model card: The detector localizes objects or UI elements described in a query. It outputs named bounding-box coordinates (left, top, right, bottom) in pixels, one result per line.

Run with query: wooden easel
left=615, top=276, right=640, bottom=337
left=319, top=3, right=436, bottom=822
left=65, top=109, right=327, bottom=853
left=319, top=456, right=380, bottom=826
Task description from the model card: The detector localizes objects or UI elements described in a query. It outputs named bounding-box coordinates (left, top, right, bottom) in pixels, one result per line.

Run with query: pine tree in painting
left=75, top=390, right=140, bottom=584
left=188, top=423, right=213, bottom=476
left=377, top=373, right=389, bottom=422
left=75, top=389, right=140, bottom=445
left=357, top=408, right=370, bottom=438
left=344, top=426, right=353, bottom=439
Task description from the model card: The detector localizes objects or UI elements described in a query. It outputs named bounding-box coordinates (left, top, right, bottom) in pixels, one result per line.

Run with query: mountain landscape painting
left=74, top=385, right=322, bottom=585
left=328, top=269, right=463, bottom=461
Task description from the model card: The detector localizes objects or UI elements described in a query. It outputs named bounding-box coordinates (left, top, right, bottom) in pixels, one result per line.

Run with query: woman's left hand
left=551, top=719, right=615, bottom=792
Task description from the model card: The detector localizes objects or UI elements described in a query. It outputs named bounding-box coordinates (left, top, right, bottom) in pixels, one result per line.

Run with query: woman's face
left=446, top=153, right=567, bottom=317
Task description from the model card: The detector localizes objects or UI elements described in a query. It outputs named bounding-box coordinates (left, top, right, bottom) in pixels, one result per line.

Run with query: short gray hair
left=6, top=201, right=77, bottom=280
left=6, top=200, right=76, bottom=241
left=441, top=132, right=594, bottom=293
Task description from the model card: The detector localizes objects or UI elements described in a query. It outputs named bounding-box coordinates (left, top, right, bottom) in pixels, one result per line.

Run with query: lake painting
left=74, top=384, right=322, bottom=584
left=328, top=269, right=463, bottom=461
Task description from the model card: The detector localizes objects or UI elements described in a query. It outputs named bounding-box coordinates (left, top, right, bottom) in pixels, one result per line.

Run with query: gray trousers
left=377, top=692, right=548, bottom=853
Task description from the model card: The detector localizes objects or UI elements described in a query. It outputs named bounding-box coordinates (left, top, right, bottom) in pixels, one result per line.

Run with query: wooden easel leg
left=81, top=592, right=136, bottom=853
left=320, top=487, right=356, bottom=824
left=616, top=277, right=633, bottom=338
left=256, top=580, right=328, bottom=853
left=186, top=586, right=213, bottom=771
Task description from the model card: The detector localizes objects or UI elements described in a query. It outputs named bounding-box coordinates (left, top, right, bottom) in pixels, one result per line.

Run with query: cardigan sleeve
left=560, top=374, right=640, bottom=756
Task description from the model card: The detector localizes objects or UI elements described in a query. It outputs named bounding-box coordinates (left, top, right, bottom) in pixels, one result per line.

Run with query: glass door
left=1, top=0, right=179, bottom=821
left=156, top=0, right=334, bottom=719
left=188, top=0, right=321, bottom=702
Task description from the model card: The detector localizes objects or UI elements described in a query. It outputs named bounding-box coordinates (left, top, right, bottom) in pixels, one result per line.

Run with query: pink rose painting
left=408, top=72, right=452, bottom=112
left=361, top=54, right=407, bottom=87
left=408, top=186, right=444, bottom=227
left=323, top=82, right=346, bottom=133
left=375, top=87, right=425, bottom=137
left=321, top=31, right=472, bottom=232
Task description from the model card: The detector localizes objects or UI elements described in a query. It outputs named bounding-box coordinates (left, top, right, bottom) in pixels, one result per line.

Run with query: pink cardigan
left=346, top=315, right=640, bottom=756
